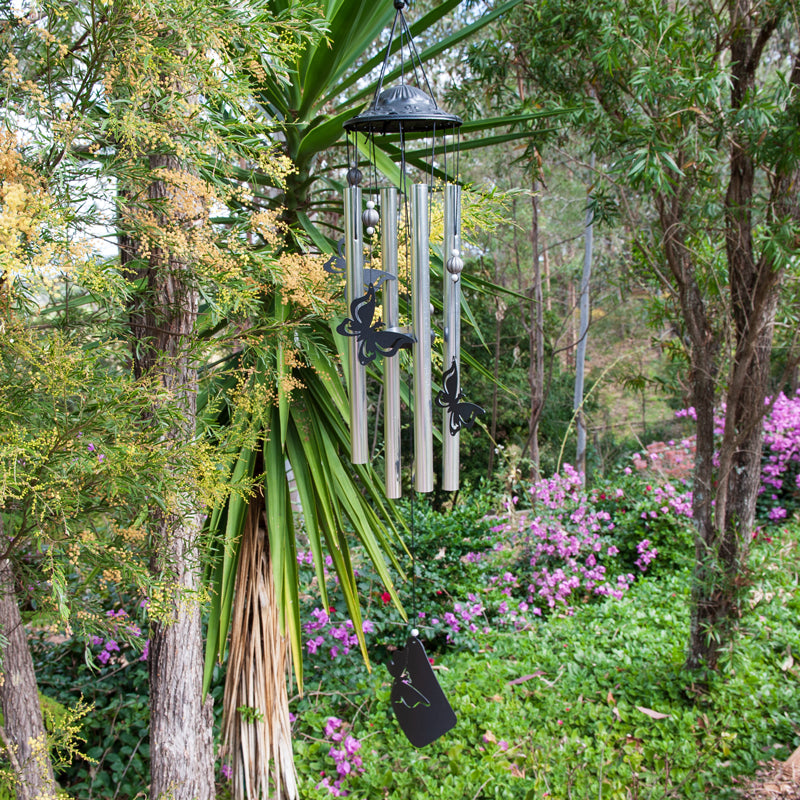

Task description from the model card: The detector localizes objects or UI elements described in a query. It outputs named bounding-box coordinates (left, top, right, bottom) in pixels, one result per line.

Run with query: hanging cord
left=373, top=8, right=402, bottom=106
left=398, top=8, right=436, bottom=104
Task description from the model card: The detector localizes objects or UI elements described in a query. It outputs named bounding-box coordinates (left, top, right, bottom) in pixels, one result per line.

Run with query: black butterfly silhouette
left=323, top=237, right=396, bottom=289
left=322, top=237, right=346, bottom=276
left=336, top=284, right=415, bottom=366
left=436, top=358, right=486, bottom=436
left=363, top=267, right=395, bottom=290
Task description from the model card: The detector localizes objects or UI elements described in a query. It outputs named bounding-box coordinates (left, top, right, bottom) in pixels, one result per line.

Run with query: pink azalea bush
left=316, top=717, right=364, bottom=797
left=664, top=391, right=800, bottom=521
left=487, top=464, right=661, bottom=617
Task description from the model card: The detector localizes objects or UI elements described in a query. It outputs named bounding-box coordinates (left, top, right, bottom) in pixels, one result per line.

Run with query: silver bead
left=446, top=254, right=464, bottom=275
left=362, top=207, right=380, bottom=229
left=366, top=226, right=375, bottom=236
left=346, top=167, right=362, bottom=186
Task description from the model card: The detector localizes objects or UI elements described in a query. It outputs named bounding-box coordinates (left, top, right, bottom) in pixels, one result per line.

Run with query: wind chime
left=327, top=0, right=485, bottom=748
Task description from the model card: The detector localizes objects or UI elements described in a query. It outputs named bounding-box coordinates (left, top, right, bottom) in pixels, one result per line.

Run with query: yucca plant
left=199, top=1, right=566, bottom=796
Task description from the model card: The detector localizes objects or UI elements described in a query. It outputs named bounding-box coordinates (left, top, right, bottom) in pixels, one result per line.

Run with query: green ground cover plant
left=21, top=456, right=799, bottom=798
left=290, top=516, right=800, bottom=800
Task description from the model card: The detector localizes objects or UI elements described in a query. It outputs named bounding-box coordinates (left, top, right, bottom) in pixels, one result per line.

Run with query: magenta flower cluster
left=673, top=392, right=800, bottom=520
left=316, top=717, right=364, bottom=797
left=303, top=606, right=374, bottom=660
left=490, top=466, right=649, bottom=614
left=91, top=607, right=148, bottom=665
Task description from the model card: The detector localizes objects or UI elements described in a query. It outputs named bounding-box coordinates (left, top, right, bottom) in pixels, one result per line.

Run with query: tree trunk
left=0, top=556, right=57, bottom=800
left=124, top=153, right=215, bottom=800
left=685, top=0, right=791, bottom=669
left=573, top=163, right=594, bottom=482
left=565, top=278, right=576, bottom=369
left=522, top=179, right=544, bottom=473
left=656, top=187, right=719, bottom=669
left=487, top=293, right=505, bottom=480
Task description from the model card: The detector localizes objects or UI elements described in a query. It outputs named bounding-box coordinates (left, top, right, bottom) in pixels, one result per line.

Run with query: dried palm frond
left=221, top=494, right=297, bottom=800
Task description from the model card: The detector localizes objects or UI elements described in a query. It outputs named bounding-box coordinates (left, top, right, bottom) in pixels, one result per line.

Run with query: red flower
left=380, top=591, right=391, bottom=604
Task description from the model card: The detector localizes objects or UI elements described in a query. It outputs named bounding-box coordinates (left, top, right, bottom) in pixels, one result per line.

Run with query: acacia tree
left=0, top=130, right=194, bottom=798
left=1, top=2, right=323, bottom=797
left=489, top=0, right=800, bottom=666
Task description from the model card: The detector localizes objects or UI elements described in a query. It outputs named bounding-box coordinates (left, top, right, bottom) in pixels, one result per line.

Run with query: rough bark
left=0, top=556, right=57, bottom=800
left=124, top=153, right=215, bottom=800
left=684, top=1, right=792, bottom=669
left=655, top=188, right=719, bottom=669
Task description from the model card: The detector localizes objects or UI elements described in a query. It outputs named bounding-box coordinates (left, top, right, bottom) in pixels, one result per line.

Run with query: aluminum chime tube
left=411, top=183, right=433, bottom=493
left=442, top=183, right=462, bottom=491
left=381, top=187, right=402, bottom=498
left=344, top=184, right=368, bottom=463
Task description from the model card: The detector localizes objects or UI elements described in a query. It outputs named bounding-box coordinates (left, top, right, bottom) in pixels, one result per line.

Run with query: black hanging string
left=398, top=7, right=436, bottom=105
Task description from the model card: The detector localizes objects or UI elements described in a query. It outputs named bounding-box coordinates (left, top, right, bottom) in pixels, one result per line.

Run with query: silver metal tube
left=344, top=185, right=368, bottom=464
left=411, top=183, right=433, bottom=493
left=442, top=183, right=462, bottom=491
left=381, top=187, right=402, bottom=498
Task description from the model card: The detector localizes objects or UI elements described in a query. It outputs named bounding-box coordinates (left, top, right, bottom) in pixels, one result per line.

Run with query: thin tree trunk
left=542, top=245, right=551, bottom=312
left=522, top=177, right=544, bottom=473
left=124, top=154, right=215, bottom=800
left=566, top=279, right=576, bottom=369
left=487, top=251, right=505, bottom=479
left=656, top=184, right=719, bottom=669
left=574, top=160, right=594, bottom=481
left=0, top=553, right=57, bottom=800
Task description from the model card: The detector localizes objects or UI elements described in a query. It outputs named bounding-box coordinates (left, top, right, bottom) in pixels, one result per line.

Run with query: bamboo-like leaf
left=328, top=0, right=463, bottom=102
left=296, top=106, right=361, bottom=166
left=203, top=445, right=256, bottom=697
left=285, top=426, right=329, bottom=612
left=298, top=4, right=393, bottom=118
left=296, top=211, right=336, bottom=255
left=281, top=481, right=303, bottom=691
left=264, top=409, right=287, bottom=616
left=347, top=0, right=525, bottom=107
left=275, top=292, right=289, bottom=450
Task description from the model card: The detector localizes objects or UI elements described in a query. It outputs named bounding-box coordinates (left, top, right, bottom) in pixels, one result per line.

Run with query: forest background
left=1, top=0, right=799, bottom=798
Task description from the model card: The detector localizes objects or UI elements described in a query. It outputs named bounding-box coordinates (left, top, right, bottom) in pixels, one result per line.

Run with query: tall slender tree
left=481, top=0, right=800, bottom=666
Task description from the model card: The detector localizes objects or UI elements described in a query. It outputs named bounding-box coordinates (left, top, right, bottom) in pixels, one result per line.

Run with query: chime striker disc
left=343, top=85, right=462, bottom=134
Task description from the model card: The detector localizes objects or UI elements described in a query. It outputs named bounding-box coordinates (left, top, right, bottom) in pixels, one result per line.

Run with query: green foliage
left=592, top=470, right=695, bottom=575
left=291, top=523, right=800, bottom=800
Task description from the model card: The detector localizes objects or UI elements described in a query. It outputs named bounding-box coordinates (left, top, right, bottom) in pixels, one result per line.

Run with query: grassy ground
left=293, top=522, right=800, bottom=800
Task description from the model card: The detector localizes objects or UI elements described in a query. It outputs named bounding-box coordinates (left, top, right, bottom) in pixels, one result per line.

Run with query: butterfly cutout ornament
left=336, top=284, right=415, bottom=366
left=323, top=237, right=395, bottom=289
left=436, top=358, right=486, bottom=436
left=388, top=634, right=457, bottom=748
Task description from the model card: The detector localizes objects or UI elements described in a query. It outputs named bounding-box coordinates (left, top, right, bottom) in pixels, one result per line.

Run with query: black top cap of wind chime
left=342, top=0, right=463, bottom=136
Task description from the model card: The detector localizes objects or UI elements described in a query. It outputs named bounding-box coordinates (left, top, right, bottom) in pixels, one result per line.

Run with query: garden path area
left=741, top=750, right=800, bottom=799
